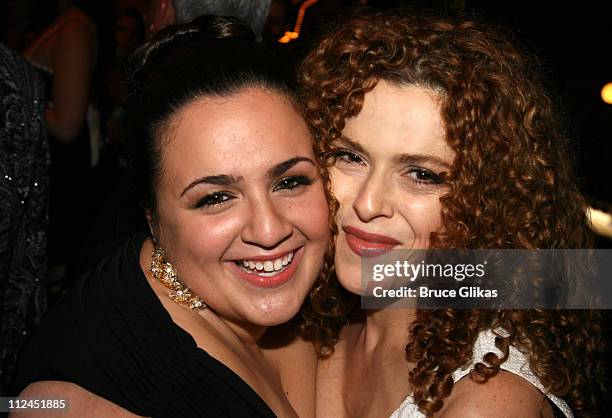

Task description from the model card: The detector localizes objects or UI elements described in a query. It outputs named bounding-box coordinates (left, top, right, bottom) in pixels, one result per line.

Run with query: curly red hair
left=299, top=10, right=605, bottom=417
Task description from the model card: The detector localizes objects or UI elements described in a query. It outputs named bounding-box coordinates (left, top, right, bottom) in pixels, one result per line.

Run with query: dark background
left=284, top=0, right=612, bottom=209
left=469, top=1, right=612, bottom=209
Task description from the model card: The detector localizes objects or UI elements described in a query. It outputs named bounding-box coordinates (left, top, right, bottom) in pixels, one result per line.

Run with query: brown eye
left=196, top=192, right=234, bottom=208
left=273, top=176, right=313, bottom=191
left=332, top=149, right=366, bottom=165
left=405, top=168, right=443, bottom=185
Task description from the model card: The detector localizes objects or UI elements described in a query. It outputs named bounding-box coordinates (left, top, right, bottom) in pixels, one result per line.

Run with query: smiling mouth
left=233, top=251, right=295, bottom=277
left=343, top=226, right=401, bottom=257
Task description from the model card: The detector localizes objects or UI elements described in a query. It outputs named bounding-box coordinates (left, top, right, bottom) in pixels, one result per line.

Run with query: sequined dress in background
left=0, top=43, right=49, bottom=396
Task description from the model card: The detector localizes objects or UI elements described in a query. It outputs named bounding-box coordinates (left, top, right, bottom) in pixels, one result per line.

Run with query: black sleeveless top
left=11, top=232, right=276, bottom=418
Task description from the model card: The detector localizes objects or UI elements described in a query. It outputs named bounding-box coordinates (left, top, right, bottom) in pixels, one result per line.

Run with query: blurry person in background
left=22, top=0, right=97, bottom=293
left=146, top=0, right=272, bottom=39
left=94, top=9, right=146, bottom=200
left=0, top=42, right=49, bottom=396
left=113, top=9, right=146, bottom=63
left=113, top=0, right=150, bottom=19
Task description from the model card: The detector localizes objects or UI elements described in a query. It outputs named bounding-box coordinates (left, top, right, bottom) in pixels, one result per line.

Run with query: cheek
left=397, top=193, right=444, bottom=238
left=283, top=183, right=330, bottom=241
left=333, top=233, right=362, bottom=295
left=158, top=207, right=243, bottom=263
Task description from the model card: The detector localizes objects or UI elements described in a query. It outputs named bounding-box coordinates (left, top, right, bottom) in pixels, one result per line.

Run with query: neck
left=360, top=307, right=416, bottom=353
left=213, top=314, right=268, bottom=347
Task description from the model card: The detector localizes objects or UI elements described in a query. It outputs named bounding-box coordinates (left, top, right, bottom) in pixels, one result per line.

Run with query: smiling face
left=330, top=81, right=455, bottom=294
left=151, top=87, right=329, bottom=326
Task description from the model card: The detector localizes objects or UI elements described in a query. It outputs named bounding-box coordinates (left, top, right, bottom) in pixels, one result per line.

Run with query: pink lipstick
left=343, top=225, right=400, bottom=257
left=225, top=247, right=303, bottom=289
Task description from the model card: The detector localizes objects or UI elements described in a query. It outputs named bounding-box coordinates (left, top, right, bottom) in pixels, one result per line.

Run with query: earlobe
left=145, top=210, right=157, bottom=243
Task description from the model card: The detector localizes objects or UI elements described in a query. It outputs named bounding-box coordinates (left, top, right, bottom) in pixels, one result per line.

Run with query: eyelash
left=405, top=168, right=443, bottom=185
left=196, top=192, right=234, bottom=208
left=195, top=176, right=314, bottom=208
left=331, top=149, right=366, bottom=165
left=332, top=148, right=443, bottom=185
left=272, top=175, right=313, bottom=191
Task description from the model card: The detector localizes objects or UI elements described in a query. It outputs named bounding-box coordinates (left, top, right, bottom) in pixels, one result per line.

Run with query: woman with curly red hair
left=298, top=10, right=605, bottom=418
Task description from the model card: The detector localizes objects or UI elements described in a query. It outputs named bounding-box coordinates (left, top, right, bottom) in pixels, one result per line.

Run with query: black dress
left=0, top=43, right=49, bottom=396
left=11, top=232, right=276, bottom=418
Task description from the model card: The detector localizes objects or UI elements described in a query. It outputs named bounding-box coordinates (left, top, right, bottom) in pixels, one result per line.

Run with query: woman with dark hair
left=11, top=16, right=331, bottom=417
left=299, top=10, right=605, bottom=418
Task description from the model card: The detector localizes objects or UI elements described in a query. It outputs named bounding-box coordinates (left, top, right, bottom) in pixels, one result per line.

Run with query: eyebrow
left=180, top=174, right=243, bottom=197
left=267, top=156, right=316, bottom=178
left=180, top=156, right=316, bottom=197
left=338, top=135, right=451, bottom=169
left=337, top=136, right=368, bottom=156
left=396, top=154, right=451, bottom=169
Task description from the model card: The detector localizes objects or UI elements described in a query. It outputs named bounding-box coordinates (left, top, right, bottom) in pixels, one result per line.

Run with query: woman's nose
left=241, top=197, right=293, bottom=249
left=352, top=172, right=394, bottom=222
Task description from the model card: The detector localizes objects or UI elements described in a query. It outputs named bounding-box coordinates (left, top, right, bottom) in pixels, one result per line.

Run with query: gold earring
left=150, top=245, right=207, bottom=311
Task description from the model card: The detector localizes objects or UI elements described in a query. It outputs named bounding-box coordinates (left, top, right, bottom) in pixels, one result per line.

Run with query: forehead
left=160, top=88, right=313, bottom=180
left=343, top=81, right=452, bottom=161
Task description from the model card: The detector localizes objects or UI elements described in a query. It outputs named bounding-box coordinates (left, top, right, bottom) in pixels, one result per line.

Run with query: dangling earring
left=150, top=245, right=207, bottom=311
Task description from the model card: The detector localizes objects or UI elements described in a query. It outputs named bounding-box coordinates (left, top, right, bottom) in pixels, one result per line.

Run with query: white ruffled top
left=389, top=329, right=572, bottom=418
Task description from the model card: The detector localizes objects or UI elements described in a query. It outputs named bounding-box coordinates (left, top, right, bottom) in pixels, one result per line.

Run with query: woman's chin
left=251, top=313, right=298, bottom=328
left=336, top=264, right=364, bottom=296
left=244, top=298, right=304, bottom=327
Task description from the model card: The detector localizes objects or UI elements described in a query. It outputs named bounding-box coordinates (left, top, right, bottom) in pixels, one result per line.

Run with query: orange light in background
left=601, top=82, right=612, bottom=104
left=278, top=0, right=318, bottom=43
left=279, top=31, right=299, bottom=44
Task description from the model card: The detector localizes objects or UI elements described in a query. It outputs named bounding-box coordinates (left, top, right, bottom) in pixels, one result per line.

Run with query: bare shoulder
left=58, top=16, right=95, bottom=48
left=437, top=370, right=554, bottom=418
left=11, top=381, right=144, bottom=418
left=62, top=7, right=95, bottom=32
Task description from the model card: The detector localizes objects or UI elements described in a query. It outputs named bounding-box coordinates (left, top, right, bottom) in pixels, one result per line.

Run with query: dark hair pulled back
left=127, top=15, right=298, bottom=212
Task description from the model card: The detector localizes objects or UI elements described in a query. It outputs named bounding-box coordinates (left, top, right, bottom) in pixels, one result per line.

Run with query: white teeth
left=257, top=271, right=280, bottom=277
left=237, top=251, right=296, bottom=275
